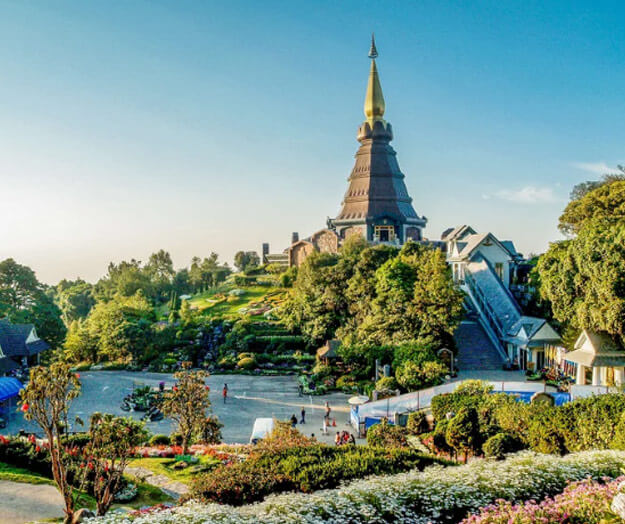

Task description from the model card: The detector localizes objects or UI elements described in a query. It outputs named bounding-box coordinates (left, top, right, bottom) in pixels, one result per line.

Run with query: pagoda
left=329, top=36, right=426, bottom=244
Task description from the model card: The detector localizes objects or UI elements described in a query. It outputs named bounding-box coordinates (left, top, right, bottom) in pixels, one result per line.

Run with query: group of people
left=334, top=430, right=356, bottom=446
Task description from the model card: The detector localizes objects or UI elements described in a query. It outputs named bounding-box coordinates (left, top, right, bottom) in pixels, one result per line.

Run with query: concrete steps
left=454, top=320, right=504, bottom=371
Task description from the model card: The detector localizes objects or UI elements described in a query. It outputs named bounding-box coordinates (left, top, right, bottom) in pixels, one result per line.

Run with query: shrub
left=366, top=420, right=407, bottom=448
left=189, top=444, right=444, bottom=505
left=149, top=434, right=171, bottom=446
left=446, top=407, right=481, bottom=462
left=95, top=450, right=625, bottom=524
left=482, top=433, right=524, bottom=460
left=431, top=392, right=484, bottom=423
left=396, top=360, right=447, bottom=391
left=407, top=411, right=428, bottom=435
left=336, top=375, right=357, bottom=391
left=237, top=357, right=256, bottom=370
left=375, top=376, right=398, bottom=392
left=455, top=380, right=494, bottom=396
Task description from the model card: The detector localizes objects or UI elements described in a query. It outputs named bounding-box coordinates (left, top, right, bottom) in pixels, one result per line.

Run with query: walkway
left=0, top=480, right=64, bottom=524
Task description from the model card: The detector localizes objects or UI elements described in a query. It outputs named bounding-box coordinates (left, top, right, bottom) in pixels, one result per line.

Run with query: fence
left=351, top=379, right=619, bottom=431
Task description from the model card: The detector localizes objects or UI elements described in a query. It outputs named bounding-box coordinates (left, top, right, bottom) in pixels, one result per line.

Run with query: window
left=495, top=262, right=504, bottom=281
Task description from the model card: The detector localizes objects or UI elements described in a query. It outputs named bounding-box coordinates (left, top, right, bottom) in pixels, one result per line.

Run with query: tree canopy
left=0, top=258, right=66, bottom=348
left=282, top=241, right=464, bottom=349
left=539, top=177, right=625, bottom=344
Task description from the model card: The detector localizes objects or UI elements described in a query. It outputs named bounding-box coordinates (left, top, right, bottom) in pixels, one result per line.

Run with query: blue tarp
left=0, top=377, right=23, bottom=402
left=500, top=390, right=571, bottom=406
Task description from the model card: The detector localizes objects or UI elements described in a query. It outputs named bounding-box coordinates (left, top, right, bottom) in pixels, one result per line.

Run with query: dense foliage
left=283, top=239, right=463, bottom=348
left=189, top=444, right=446, bottom=505
left=428, top=385, right=625, bottom=459
left=92, top=450, right=625, bottom=524
left=538, top=178, right=625, bottom=345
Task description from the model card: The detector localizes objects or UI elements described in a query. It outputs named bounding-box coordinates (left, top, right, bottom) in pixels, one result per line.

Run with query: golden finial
left=364, top=34, right=385, bottom=125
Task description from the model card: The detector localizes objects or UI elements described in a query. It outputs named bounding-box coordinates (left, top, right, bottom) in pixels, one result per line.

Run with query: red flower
left=20, top=403, right=29, bottom=412
left=75, top=373, right=80, bottom=379
left=35, top=445, right=41, bottom=453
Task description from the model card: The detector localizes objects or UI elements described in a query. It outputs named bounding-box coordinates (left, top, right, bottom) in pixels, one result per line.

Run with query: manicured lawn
left=0, top=461, right=54, bottom=485
left=188, top=285, right=285, bottom=317
left=127, top=456, right=221, bottom=484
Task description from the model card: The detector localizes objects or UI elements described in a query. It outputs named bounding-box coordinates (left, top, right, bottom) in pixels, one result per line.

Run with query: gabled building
left=564, top=330, right=625, bottom=386
left=0, top=318, right=50, bottom=371
left=504, top=316, right=561, bottom=370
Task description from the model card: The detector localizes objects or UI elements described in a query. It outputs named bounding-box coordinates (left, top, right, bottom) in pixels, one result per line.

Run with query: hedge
left=188, top=445, right=448, bottom=505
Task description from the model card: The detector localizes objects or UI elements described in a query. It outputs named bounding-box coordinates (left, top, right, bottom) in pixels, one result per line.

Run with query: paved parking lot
left=5, top=371, right=357, bottom=444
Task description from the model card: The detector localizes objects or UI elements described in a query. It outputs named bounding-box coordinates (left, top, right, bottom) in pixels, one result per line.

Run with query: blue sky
left=1, top=1, right=624, bottom=283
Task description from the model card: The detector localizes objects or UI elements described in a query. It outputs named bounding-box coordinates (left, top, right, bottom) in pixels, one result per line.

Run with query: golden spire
left=364, top=33, right=385, bottom=125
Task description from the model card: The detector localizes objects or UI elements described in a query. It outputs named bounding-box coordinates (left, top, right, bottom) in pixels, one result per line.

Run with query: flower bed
left=89, top=450, right=625, bottom=523
left=462, top=476, right=623, bottom=523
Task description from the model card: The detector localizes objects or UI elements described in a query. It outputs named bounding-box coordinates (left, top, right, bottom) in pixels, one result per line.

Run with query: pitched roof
left=317, top=339, right=341, bottom=359
left=565, top=329, right=625, bottom=367
left=441, top=225, right=476, bottom=242
left=0, top=319, right=49, bottom=358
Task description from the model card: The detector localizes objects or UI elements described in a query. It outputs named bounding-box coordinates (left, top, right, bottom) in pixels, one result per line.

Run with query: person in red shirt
left=222, top=383, right=228, bottom=404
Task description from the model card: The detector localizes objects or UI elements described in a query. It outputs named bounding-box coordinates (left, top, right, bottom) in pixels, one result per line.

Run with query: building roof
left=504, top=316, right=561, bottom=347
left=0, top=356, right=19, bottom=374
left=449, top=232, right=515, bottom=262
left=441, top=225, right=476, bottom=242
left=317, top=339, right=341, bottom=359
left=564, top=329, right=625, bottom=368
left=0, top=319, right=49, bottom=358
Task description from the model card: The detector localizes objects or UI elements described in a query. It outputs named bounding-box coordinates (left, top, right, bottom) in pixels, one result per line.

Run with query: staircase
left=454, top=320, right=504, bottom=370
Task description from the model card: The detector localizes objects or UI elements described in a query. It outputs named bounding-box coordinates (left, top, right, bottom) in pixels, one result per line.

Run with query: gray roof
left=0, top=319, right=49, bottom=358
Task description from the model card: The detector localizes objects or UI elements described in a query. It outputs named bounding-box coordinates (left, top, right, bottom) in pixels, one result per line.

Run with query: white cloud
left=571, top=162, right=618, bottom=175
left=488, top=186, right=558, bottom=204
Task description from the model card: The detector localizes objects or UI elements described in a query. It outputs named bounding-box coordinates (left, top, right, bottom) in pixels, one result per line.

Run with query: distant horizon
left=2, top=1, right=623, bottom=284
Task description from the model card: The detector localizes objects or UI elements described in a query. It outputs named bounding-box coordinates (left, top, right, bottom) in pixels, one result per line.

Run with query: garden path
left=124, top=466, right=188, bottom=499
left=0, top=479, right=64, bottom=523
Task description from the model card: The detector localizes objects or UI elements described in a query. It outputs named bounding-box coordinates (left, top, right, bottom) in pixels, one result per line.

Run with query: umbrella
left=348, top=395, right=369, bottom=406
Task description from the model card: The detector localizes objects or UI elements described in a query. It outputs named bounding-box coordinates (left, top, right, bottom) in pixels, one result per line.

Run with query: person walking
left=222, top=383, right=228, bottom=404
left=324, top=401, right=331, bottom=423
left=300, top=406, right=306, bottom=424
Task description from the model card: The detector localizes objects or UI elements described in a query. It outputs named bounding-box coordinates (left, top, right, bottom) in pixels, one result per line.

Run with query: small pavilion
left=565, top=330, right=625, bottom=386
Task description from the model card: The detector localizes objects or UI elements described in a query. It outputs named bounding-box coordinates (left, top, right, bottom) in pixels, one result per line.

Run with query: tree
left=68, top=291, right=154, bottom=363
left=357, top=243, right=464, bottom=345
left=144, top=250, right=175, bottom=301
left=539, top=219, right=625, bottom=344
left=55, top=279, right=95, bottom=323
left=445, top=407, right=481, bottom=463
left=395, top=360, right=447, bottom=391
left=82, top=413, right=148, bottom=515
left=233, top=251, right=260, bottom=272
left=559, top=177, right=625, bottom=235
left=20, top=362, right=82, bottom=523
left=161, top=363, right=212, bottom=454
left=0, top=258, right=66, bottom=348
left=0, top=258, right=42, bottom=310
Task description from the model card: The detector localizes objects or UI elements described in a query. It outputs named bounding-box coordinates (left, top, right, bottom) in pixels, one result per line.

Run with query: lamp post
left=438, top=348, right=455, bottom=377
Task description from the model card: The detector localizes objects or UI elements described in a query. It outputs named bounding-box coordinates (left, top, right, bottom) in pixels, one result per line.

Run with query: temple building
left=264, top=36, right=427, bottom=268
